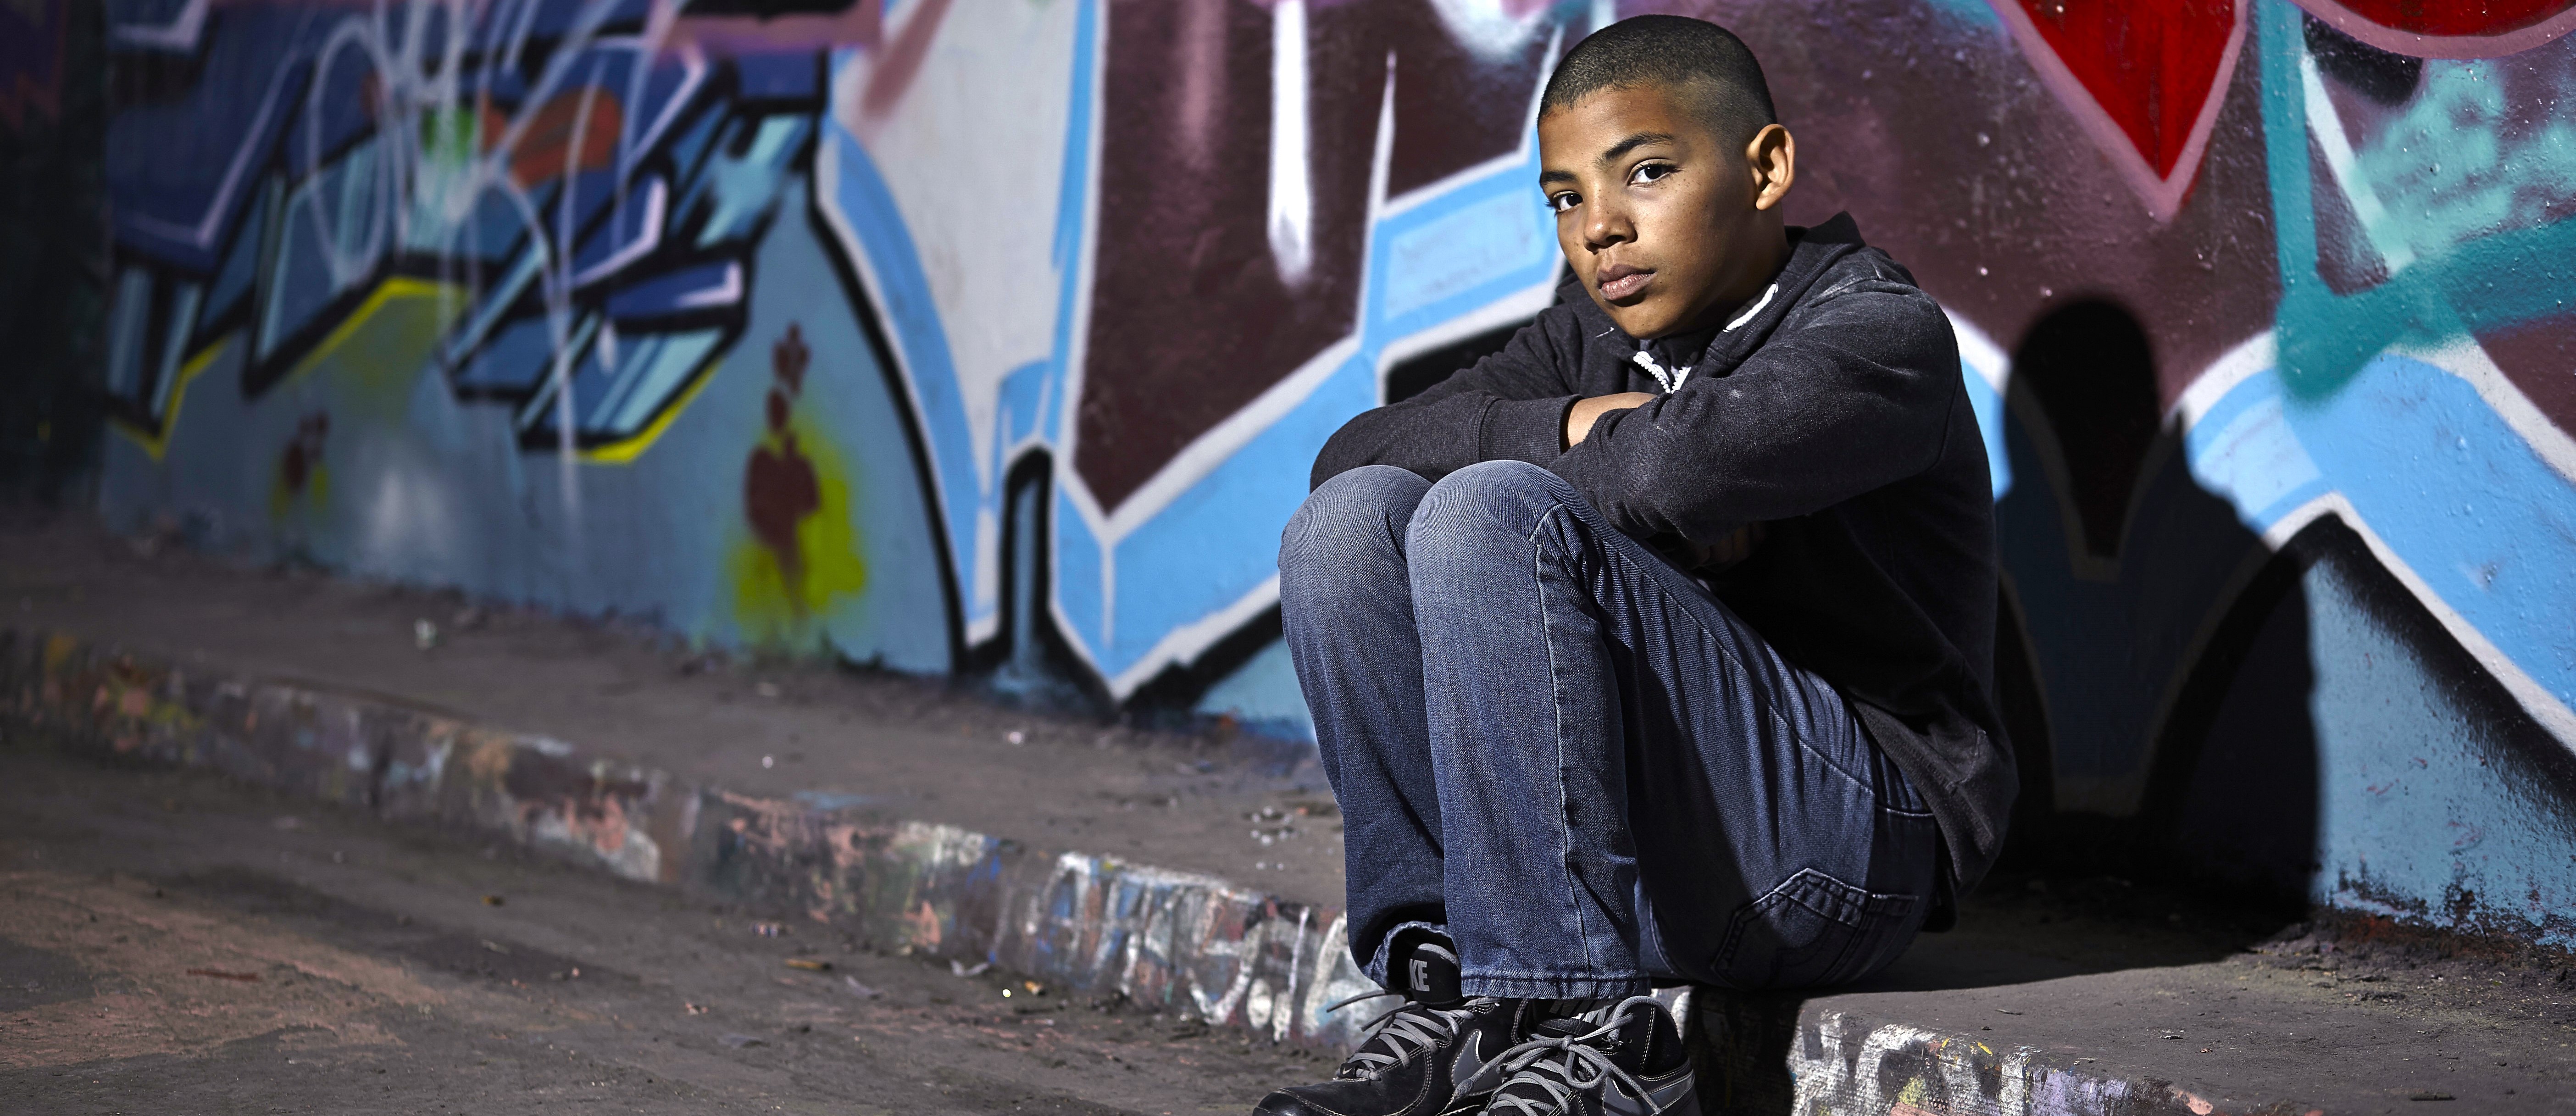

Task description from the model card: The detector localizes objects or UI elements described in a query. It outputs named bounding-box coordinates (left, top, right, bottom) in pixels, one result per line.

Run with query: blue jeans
left=1279, top=461, right=1939, bottom=999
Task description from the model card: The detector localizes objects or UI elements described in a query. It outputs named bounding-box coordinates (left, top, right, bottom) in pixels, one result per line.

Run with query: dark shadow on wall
left=1985, top=298, right=2321, bottom=916
left=0, top=0, right=106, bottom=506
left=2007, top=301, right=2167, bottom=560
left=2143, top=532, right=2322, bottom=900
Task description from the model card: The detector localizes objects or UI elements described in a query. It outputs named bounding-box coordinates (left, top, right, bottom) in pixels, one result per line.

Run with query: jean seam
left=1782, top=719, right=1879, bottom=798
left=1715, top=867, right=1838, bottom=977
left=1464, top=983, right=1654, bottom=998
left=1526, top=502, right=1598, bottom=974
left=1460, top=972, right=1654, bottom=993
left=1715, top=867, right=1925, bottom=989
left=1460, top=966, right=1648, bottom=979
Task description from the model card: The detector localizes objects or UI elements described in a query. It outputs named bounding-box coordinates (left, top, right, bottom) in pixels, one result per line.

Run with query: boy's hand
left=1566, top=392, right=1657, bottom=447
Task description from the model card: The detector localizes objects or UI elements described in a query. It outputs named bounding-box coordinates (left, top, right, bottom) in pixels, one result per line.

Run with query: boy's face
left=1538, top=83, right=1792, bottom=339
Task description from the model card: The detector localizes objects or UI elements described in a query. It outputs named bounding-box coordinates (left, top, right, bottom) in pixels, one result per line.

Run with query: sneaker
left=1467, top=996, right=1697, bottom=1116
left=1253, top=939, right=1542, bottom=1116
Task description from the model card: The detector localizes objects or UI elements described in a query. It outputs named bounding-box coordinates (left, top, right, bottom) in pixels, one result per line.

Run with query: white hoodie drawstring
left=1630, top=280, right=1779, bottom=394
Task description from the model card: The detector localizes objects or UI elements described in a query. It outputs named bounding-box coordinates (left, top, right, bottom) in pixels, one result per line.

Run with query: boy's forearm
left=1565, top=393, right=1656, bottom=446
left=1554, top=375, right=1945, bottom=541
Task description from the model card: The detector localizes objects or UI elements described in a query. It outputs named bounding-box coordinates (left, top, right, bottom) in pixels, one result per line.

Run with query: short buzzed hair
left=1540, top=16, right=1778, bottom=148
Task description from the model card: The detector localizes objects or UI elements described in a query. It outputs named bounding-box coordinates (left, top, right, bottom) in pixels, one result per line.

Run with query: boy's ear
left=1745, top=123, right=1795, bottom=212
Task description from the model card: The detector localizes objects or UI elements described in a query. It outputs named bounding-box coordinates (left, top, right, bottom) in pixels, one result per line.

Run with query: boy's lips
left=1596, top=264, right=1654, bottom=301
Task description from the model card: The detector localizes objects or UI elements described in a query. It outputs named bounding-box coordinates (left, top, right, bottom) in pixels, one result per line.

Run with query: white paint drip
left=1428, top=0, right=1552, bottom=61
left=1267, top=0, right=1315, bottom=285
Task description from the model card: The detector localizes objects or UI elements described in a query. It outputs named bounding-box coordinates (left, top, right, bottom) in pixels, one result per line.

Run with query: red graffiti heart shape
left=1991, top=0, right=2248, bottom=221
left=2291, top=0, right=2576, bottom=58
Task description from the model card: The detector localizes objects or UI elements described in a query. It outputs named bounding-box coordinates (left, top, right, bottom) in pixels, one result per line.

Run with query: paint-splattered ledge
left=0, top=627, right=2433, bottom=1114
left=0, top=627, right=1378, bottom=1044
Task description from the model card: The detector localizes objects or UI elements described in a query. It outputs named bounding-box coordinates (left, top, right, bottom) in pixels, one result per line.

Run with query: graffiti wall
left=85, top=0, right=2576, bottom=945
left=0, top=0, right=105, bottom=502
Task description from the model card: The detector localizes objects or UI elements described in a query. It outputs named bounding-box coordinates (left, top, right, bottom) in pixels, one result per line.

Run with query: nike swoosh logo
left=1446, top=1031, right=1488, bottom=1098
left=1604, top=1063, right=1696, bottom=1116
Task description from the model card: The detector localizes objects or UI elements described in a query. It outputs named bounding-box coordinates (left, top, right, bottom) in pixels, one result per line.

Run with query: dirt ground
left=0, top=747, right=1324, bottom=1114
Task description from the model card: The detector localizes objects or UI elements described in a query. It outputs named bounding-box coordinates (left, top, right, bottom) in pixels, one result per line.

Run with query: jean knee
left=1280, top=466, right=1431, bottom=583
left=1408, top=460, right=1569, bottom=558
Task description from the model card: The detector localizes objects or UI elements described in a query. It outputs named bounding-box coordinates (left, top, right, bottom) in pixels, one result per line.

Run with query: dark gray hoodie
left=1310, top=212, right=2014, bottom=907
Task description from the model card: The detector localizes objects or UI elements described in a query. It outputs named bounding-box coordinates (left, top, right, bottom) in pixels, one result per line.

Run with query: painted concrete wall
left=0, top=0, right=107, bottom=502
left=62, top=0, right=2576, bottom=944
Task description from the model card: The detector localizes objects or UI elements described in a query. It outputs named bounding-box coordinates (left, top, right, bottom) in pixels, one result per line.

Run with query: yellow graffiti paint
left=108, top=337, right=231, bottom=462
left=278, top=276, right=471, bottom=417
left=268, top=461, right=330, bottom=523
left=726, top=414, right=868, bottom=653
left=115, top=277, right=463, bottom=461
left=1894, top=1077, right=1932, bottom=1110
left=581, top=355, right=721, bottom=465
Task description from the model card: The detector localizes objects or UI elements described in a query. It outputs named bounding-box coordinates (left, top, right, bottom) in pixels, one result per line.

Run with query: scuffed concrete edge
left=0, top=628, right=2265, bottom=1114
left=0, top=628, right=1382, bottom=1049
left=1689, top=992, right=2285, bottom=1116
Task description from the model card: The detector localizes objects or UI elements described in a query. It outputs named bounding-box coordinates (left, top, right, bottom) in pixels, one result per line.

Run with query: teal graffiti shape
left=2258, top=0, right=2576, bottom=400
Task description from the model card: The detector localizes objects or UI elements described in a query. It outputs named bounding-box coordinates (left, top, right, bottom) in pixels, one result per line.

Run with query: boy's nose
left=1583, top=207, right=1633, bottom=250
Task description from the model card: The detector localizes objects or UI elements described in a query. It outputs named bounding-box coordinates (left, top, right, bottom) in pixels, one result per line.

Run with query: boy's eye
left=1548, top=192, right=1580, bottom=213
left=1631, top=161, right=1674, bottom=185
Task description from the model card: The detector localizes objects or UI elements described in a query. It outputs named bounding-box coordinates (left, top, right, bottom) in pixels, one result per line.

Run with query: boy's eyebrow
left=1599, top=131, right=1678, bottom=164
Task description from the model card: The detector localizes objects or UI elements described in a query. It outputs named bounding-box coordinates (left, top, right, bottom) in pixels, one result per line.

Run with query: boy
left=1258, top=15, right=2011, bottom=1116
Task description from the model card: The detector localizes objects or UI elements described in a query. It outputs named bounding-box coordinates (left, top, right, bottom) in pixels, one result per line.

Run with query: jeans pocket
left=1709, top=868, right=1921, bottom=990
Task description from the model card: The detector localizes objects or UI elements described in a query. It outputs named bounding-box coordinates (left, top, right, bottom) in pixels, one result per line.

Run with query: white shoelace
left=1323, top=990, right=1496, bottom=1079
left=1480, top=995, right=1667, bottom=1115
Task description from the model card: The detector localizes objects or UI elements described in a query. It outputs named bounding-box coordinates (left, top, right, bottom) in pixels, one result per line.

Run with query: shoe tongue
left=1534, top=1000, right=1662, bottom=1052
left=1393, top=939, right=1462, bottom=1005
left=1486, top=1002, right=1671, bottom=1109
left=1532, top=1015, right=1594, bottom=1040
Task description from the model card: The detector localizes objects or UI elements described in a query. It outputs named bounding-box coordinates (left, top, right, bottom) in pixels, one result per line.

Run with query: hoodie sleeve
left=1547, top=278, right=1960, bottom=542
left=1308, top=305, right=1585, bottom=490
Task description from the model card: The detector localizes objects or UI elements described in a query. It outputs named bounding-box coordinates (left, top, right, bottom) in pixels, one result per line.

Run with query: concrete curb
left=0, top=626, right=2246, bottom=1114
left=1692, top=994, right=2241, bottom=1116
left=0, top=627, right=1377, bottom=1052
